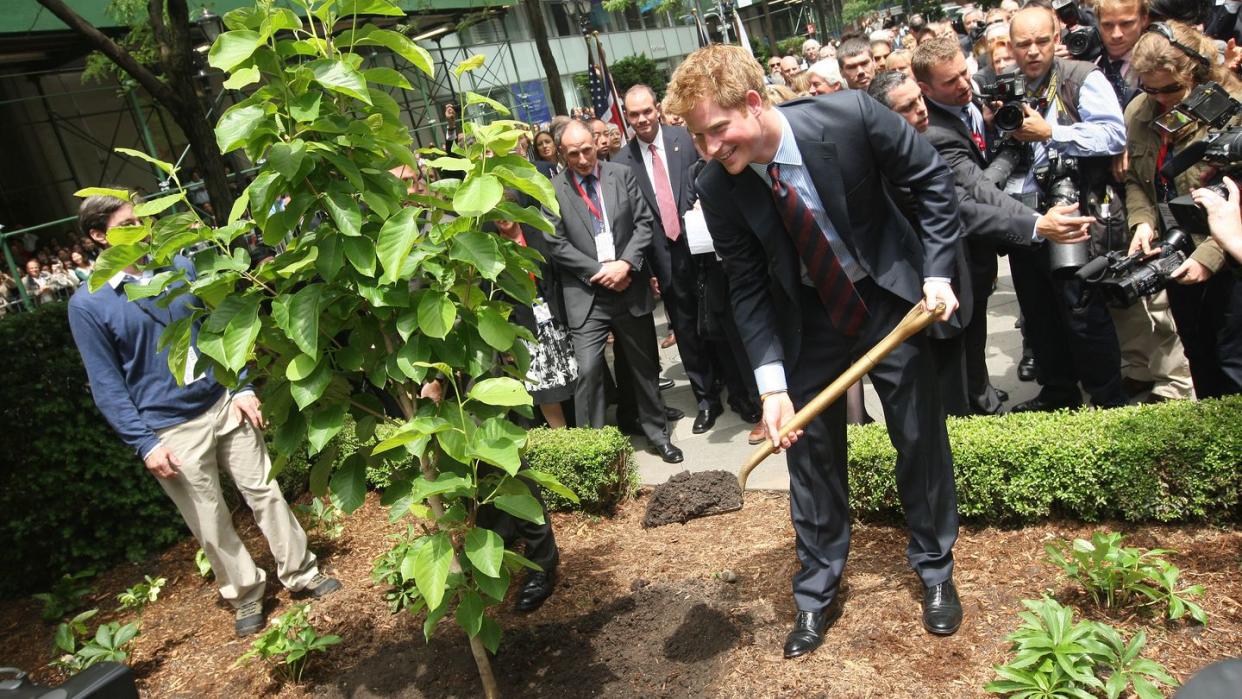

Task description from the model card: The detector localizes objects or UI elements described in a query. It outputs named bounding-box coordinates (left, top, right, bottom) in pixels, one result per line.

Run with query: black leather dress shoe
left=783, top=607, right=841, bottom=659
left=654, top=443, right=684, bottom=463
left=692, top=407, right=721, bottom=434
left=1017, top=356, right=1038, bottom=382
left=659, top=377, right=675, bottom=391
left=665, top=406, right=684, bottom=421
left=1009, top=393, right=1082, bottom=414
left=515, top=570, right=556, bottom=612
left=922, top=581, right=963, bottom=635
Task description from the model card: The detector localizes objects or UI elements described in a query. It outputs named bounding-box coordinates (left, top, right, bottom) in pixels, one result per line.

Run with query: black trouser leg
left=604, top=299, right=670, bottom=446
left=1167, top=274, right=1242, bottom=398
left=663, top=246, right=719, bottom=412
left=1056, top=275, right=1125, bottom=407
left=475, top=470, right=559, bottom=572
left=1008, top=247, right=1079, bottom=400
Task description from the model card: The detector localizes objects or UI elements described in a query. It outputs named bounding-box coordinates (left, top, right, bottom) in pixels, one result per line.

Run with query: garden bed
left=2, top=489, right=1239, bottom=698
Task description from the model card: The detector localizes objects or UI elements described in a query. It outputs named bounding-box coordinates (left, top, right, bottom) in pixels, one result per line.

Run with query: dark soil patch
left=2, top=490, right=1239, bottom=698
left=642, top=470, right=743, bottom=527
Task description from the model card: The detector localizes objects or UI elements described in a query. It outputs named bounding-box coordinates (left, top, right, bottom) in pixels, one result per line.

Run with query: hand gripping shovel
left=640, top=303, right=944, bottom=528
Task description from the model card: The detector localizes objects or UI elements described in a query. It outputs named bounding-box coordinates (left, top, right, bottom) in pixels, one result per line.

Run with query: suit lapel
left=928, top=99, right=983, bottom=162
left=730, top=168, right=800, bottom=302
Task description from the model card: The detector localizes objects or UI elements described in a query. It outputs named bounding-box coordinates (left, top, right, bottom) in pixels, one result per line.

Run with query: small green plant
left=1044, top=531, right=1207, bottom=624
left=985, top=597, right=1179, bottom=699
left=371, top=526, right=423, bottom=613
left=195, top=548, right=214, bottom=579
left=295, top=495, right=346, bottom=540
left=116, top=575, right=166, bottom=613
left=49, top=609, right=139, bottom=673
left=234, top=603, right=341, bottom=683
left=33, top=570, right=95, bottom=623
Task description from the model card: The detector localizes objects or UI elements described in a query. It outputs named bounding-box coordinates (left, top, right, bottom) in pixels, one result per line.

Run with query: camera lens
left=995, top=104, right=1025, bottom=132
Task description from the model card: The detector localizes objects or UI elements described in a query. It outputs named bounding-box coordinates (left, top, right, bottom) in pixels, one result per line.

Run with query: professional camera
left=1064, top=26, right=1102, bottom=60
left=1076, top=224, right=1196, bottom=308
left=978, top=69, right=1034, bottom=133
left=1036, top=150, right=1093, bottom=274
left=1153, top=82, right=1242, bottom=236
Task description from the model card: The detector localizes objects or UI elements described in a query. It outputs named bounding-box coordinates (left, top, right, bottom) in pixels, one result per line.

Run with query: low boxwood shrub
left=524, top=426, right=638, bottom=512
left=847, top=396, right=1242, bottom=524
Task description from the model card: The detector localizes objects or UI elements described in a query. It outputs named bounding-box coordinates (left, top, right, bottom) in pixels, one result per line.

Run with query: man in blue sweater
left=68, top=192, right=340, bottom=636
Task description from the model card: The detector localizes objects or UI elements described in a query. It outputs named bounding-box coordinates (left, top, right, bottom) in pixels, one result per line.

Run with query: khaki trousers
left=1108, top=290, right=1193, bottom=399
left=155, top=392, right=318, bottom=608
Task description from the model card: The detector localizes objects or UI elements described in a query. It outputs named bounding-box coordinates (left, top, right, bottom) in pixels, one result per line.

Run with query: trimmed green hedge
left=848, top=396, right=1242, bottom=524
left=524, top=426, right=638, bottom=512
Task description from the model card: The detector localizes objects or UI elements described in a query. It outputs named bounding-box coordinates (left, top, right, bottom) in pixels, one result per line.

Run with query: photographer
left=999, top=5, right=1130, bottom=411
left=1126, top=21, right=1242, bottom=397
left=911, top=38, right=1097, bottom=414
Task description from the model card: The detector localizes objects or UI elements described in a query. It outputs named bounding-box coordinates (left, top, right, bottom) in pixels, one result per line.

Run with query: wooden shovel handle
left=736, top=303, right=943, bottom=491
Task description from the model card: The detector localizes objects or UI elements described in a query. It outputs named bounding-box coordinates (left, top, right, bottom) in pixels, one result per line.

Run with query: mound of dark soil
left=642, top=470, right=743, bottom=528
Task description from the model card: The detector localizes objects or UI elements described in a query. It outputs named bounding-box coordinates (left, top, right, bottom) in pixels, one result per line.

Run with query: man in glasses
left=767, top=56, right=786, bottom=85
left=1001, top=4, right=1129, bottom=413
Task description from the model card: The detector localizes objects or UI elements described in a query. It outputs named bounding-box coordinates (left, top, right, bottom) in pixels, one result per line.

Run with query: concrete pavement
left=631, top=257, right=1038, bottom=489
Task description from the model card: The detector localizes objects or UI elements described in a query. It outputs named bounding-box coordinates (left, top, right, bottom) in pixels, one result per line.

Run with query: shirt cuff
left=1030, top=218, right=1042, bottom=242
left=754, top=361, right=788, bottom=396
left=139, top=440, right=162, bottom=461
left=924, top=276, right=952, bottom=284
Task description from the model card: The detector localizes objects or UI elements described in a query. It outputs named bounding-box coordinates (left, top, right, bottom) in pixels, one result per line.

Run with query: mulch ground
left=2, top=489, right=1239, bottom=698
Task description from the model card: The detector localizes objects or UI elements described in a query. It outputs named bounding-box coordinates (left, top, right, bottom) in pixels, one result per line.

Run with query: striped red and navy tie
left=767, top=163, right=868, bottom=336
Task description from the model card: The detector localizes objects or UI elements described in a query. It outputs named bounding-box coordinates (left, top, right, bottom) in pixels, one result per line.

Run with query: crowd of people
left=0, top=234, right=100, bottom=313
left=29, top=0, right=1242, bottom=648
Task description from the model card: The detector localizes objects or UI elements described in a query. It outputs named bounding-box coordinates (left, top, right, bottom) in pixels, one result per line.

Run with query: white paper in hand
left=684, top=207, right=715, bottom=255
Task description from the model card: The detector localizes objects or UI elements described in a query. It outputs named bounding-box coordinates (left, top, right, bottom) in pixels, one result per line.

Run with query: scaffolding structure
left=0, top=1, right=523, bottom=312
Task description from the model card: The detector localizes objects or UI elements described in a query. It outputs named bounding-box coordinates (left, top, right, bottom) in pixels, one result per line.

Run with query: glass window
left=623, top=4, right=642, bottom=31
left=548, top=2, right=572, bottom=37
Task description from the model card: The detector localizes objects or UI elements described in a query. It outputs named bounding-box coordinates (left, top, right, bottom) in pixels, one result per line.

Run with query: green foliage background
left=0, top=303, right=182, bottom=598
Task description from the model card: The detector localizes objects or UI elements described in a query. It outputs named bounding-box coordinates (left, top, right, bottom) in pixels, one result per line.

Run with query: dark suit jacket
left=697, top=92, right=961, bottom=372
left=614, top=125, right=700, bottom=290
left=543, top=161, right=656, bottom=329
left=923, top=99, right=1040, bottom=247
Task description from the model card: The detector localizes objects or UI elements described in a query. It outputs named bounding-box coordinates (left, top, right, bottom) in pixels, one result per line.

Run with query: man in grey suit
left=543, top=120, right=684, bottom=464
left=666, top=44, right=963, bottom=659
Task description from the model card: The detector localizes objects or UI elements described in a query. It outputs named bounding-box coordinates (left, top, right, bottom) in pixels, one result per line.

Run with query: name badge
left=595, top=229, right=616, bottom=263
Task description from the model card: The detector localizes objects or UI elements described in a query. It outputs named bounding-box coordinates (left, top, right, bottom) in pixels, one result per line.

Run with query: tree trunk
left=36, top=0, right=234, bottom=221
left=760, top=1, right=778, bottom=51
left=523, top=0, right=567, bottom=117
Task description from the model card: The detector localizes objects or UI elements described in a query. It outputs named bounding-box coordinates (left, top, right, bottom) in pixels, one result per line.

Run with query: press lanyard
left=572, top=172, right=604, bottom=224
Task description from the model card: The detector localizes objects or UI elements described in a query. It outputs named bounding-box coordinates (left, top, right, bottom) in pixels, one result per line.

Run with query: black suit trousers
left=475, top=468, right=559, bottom=571
left=785, top=283, right=958, bottom=614
left=658, top=236, right=720, bottom=411
left=1008, top=245, right=1126, bottom=406
left=1166, top=273, right=1242, bottom=398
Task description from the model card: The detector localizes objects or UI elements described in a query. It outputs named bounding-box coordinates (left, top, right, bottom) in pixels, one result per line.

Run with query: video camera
left=1052, top=0, right=1102, bottom=61
left=1153, top=82, right=1242, bottom=236
left=1076, top=212, right=1196, bottom=308
left=978, top=69, right=1046, bottom=133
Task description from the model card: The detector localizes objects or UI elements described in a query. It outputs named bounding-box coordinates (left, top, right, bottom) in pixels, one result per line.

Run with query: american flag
left=587, top=36, right=627, bottom=136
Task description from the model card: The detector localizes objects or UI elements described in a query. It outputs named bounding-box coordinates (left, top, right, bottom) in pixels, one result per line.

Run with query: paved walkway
left=632, top=257, right=1036, bottom=489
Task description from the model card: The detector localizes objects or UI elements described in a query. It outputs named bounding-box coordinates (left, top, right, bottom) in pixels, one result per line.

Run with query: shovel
left=641, top=302, right=944, bottom=528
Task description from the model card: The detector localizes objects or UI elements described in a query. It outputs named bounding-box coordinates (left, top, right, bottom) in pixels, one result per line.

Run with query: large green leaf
left=493, top=165, right=558, bottom=215
left=494, top=201, right=554, bottom=234
left=465, top=91, right=510, bottom=116
left=105, top=224, right=149, bottom=246
left=338, top=0, right=405, bottom=16
left=290, top=364, right=332, bottom=409
left=416, top=290, right=456, bottom=340
left=452, top=174, right=503, bottom=218
left=278, top=284, right=324, bottom=358
left=343, top=235, right=377, bottom=276
left=198, top=294, right=260, bottom=373
left=467, top=377, right=532, bottom=407
left=215, top=104, right=267, bottom=152
left=285, top=353, right=318, bottom=381
left=309, top=59, right=373, bottom=104
left=464, top=527, right=504, bottom=578
left=329, top=454, right=367, bottom=513
left=414, top=532, right=454, bottom=611
left=376, top=206, right=420, bottom=284
left=132, top=192, right=185, bottom=217
left=494, top=490, right=544, bottom=524
left=469, top=417, right=525, bottom=475
left=307, top=402, right=348, bottom=455
left=88, top=244, right=145, bottom=292
left=475, top=305, right=516, bottom=351
left=208, top=30, right=264, bottom=72
left=454, top=53, right=485, bottom=77
left=522, top=469, right=581, bottom=504
left=324, top=192, right=362, bottom=237
left=455, top=589, right=485, bottom=637
left=268, top=140, right=307, bottom=180
left=74, top=186, right=132, bottom=201
left=364, top=29, right=434, bottom=77
left=362, top=66, right=412, bottom=89
left=449, top=230, right=505, bottom=280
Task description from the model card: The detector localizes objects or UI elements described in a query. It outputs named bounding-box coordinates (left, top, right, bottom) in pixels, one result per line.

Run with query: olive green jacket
left=1123, top=92, right=1228, bottom=273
